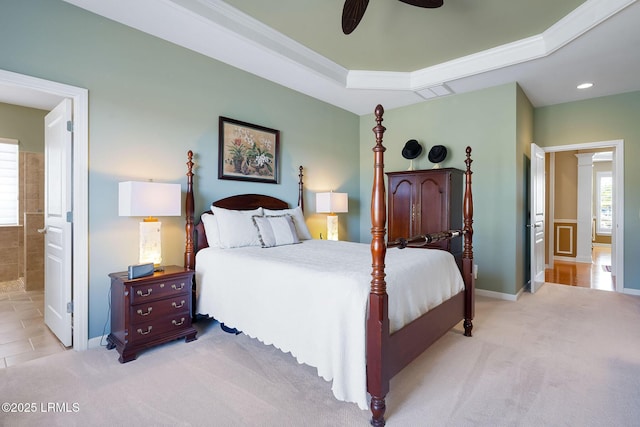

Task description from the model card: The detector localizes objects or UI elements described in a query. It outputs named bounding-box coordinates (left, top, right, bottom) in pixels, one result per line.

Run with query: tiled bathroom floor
left=0, top=279, right=68, bottom=368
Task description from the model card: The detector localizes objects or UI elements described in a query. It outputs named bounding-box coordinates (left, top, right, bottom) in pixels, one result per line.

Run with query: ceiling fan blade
left=342, top=0, right=369, bottom=35
left=398, top=0, right=443, bottom=8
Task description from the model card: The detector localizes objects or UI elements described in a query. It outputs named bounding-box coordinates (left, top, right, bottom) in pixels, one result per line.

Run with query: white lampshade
left=315, top=192, right=348, bottom=214
left=119, top=181, right=181, bottom=266
left=316, top=192, right=348, bottom=241
left=119, top=181, right=181, bottom=218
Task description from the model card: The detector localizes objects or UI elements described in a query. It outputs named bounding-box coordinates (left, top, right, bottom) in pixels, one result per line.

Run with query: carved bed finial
left=373, top=104, right=386, bottom=153
left=298, top=165, right=304, bottom=212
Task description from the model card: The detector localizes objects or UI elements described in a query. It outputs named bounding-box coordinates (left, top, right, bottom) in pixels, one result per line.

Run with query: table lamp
left=316, top=191, right=348, bottom=241
left=119, top=181, right=181, bottom=267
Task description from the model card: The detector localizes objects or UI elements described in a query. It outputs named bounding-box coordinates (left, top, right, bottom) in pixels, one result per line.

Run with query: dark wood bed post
left=368, top=104, right=390, bottom=427
left=462, top=146, right=475, bottom=336
left=185, top=150, right=195, bottom=270
left=298, top=165, right=304, bottom=211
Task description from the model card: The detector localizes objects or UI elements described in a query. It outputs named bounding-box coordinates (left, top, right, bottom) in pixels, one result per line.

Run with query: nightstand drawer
left=129, top=276, right=190, bottom=304
left=129, top=313, right=192, bottom=345
left=131, top=295, right=190, bottom=325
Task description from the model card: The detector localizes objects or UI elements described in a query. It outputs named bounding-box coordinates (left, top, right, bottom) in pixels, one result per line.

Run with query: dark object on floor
left=221, top=323, right=242, bottom=335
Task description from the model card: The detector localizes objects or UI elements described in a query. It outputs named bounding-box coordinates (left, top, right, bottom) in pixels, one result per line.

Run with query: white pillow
left=263, top=205, right=311, bottom=240
left=200, top=213, right=220, bottom=248
left=252, top=215, right=300, bottom=248
left=208, top=206, right=264, bottom=248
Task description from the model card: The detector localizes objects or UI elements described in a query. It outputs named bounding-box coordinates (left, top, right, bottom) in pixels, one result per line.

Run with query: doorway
left=0, top=68, right=89, bottom=351
left=545, top=246, right=614, bottom=290
left=542, top=140, right=624, bottom=292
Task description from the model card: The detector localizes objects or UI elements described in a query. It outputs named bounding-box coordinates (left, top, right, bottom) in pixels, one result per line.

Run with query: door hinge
left=66, top=211, right=73, bottom=223
left=67, top=120, right=74, bottom=132
left=67, top=301, right=74, bottom=314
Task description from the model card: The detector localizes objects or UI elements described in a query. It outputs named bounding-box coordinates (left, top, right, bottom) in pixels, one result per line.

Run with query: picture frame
left=218, top=116, right=280, bottom=184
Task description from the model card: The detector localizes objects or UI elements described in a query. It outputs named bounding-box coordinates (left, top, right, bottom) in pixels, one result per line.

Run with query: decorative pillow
left=209, top=206, right=264, bottom=248
left=263, top=205, right=312, bottom=240
left=252, top=215, right=300, bottom=248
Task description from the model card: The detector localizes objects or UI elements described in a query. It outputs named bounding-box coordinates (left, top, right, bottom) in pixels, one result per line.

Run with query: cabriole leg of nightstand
left=185, top=331, right=197, bottom=342
left=119, top=349, right=138, bottom=363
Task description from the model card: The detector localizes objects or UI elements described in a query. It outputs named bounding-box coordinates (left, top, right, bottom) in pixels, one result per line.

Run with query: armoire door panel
left=418, top=176, right=448, bottom=250
left=388, top=178, right=414, bottom=242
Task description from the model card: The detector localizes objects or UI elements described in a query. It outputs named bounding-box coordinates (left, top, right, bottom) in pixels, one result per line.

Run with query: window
left=0, top=138, right=19, bottom=226
left=596, top=171, right=612, bottom=235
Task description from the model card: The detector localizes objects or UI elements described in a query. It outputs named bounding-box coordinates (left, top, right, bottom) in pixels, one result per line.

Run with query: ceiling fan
left=342, top=0, right=444, bottom=35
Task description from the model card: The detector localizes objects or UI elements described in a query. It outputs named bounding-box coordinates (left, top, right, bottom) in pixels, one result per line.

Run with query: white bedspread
left=195, top=239, right=464, bottom=410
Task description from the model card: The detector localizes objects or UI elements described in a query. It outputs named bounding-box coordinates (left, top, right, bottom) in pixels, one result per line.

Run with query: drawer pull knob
left=172, top=282, right=185, bottom=291
left=137, top=326, right=153, bottom=335
left=136, top=289, right=153, bottom=297
left=172, top=300, right=185, bottom=309
left=172, top=318, right=185, bottom=326
left=137, top=307, right=153, bottom=316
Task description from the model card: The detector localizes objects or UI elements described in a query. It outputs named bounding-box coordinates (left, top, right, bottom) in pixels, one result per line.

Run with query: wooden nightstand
left=106, top=265, right=197, bottom=363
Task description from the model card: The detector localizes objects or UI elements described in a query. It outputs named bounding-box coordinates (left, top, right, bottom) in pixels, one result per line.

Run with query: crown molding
left=348, top=0, right=636, bottom=93
left=176, top=0, right=349, bottom=85
left=62, top=0, right=637, bottom=114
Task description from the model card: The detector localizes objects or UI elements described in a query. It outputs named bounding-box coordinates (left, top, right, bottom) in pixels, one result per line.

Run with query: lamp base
left=326, top=214, right=339, bottom=241
left=139, top=221, right=162, bottom=266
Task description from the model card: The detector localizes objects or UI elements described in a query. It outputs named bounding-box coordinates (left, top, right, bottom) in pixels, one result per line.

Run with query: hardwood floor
left=545, top=246, right=614, bottom=291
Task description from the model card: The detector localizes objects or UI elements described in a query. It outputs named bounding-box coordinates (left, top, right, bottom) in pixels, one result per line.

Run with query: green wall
left=0, top=0, right=359, bottom=338
left=0, top=102, right=46, bottom=152
left=358, top=83, right=526, bottom=295
left=534, top=91, right=640, bottom=291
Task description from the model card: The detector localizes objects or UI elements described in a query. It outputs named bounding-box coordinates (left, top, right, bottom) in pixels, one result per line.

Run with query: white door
left=530, top=143, right=546, bottom=293
left=43, top=99, right=73, bottom=347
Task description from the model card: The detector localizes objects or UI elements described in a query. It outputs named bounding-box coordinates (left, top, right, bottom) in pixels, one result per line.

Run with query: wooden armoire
left=387, top=168, right=463, bottom=256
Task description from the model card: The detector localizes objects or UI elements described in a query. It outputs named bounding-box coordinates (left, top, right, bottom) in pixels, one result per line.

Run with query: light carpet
left=1, top=283, right=639, bottom=426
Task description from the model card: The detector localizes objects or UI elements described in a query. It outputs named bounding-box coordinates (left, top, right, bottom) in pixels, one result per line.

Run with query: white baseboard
left=477, top=286, right=640, bottom=298
left=476, top=287, right=522, bottom=301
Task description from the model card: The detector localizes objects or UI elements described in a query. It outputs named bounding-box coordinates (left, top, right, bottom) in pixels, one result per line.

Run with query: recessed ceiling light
left=577, top=82, right=594, bottom=89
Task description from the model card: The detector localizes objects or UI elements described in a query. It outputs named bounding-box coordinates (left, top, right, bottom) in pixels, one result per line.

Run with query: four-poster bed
left=183, top=104, right=474, bottom=426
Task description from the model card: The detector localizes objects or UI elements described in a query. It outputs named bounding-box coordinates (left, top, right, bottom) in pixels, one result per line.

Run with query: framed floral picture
left=218, top=116, right=280, bottom=184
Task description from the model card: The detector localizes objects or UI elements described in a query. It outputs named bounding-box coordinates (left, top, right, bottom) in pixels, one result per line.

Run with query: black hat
left=428, top=145, right=447, bottom=164
left=401, top=139, right=422, bottom=160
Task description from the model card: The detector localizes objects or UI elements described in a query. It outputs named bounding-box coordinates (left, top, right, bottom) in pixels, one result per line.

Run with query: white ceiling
left=4, top=0, right=640, bottom=115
